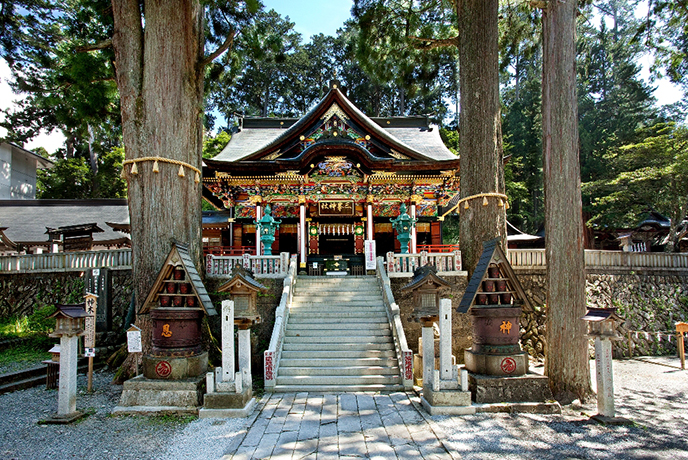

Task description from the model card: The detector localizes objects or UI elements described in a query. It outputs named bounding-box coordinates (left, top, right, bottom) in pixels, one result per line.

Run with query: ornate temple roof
left=205, top=81, right=458, bottom=172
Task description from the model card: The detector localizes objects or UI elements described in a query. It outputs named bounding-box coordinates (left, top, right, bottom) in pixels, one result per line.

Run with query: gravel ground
left=0, top=357, right=686, bottom=459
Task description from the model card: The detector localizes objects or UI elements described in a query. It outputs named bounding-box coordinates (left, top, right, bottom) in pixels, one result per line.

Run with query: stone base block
left=199, top=391, right=256, bottom=418
left=203, top=388, right=253, bottom=410
left=468, top=372, right=554, bottom=404
left=143, top=352, right=207, bottom=380
left=113, top=374, right=205, bottom=415
left=421, top=397, right=476, bottom=416
left=38, top=411, right=88, bottom=425
left=474, top=401, right=561, bottom=414
left=423, top=387, right=472, bottom=407
left=591, top=414, right=633, bottom=425
left=464, top=349, right=527, bottom=377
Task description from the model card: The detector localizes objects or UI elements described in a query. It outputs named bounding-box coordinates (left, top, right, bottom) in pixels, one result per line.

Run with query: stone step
left=285, top=328, right=390, bottom=338
left=275, top=375, right=401, bottom=386
left=290, top=305, right=386, bottom=312
left=284, top=333, right=393, bottom=343
left=287, top=316, right=389, bottom=324
left=282, top=342, right=395, bottom=352
left=279, top=365, right=400, bottom=376
left=292, top=295, right=382, bottom=303
left=272, top=383, right=405, bottom=393
left=280, top=349, right=397, bottom=359
left=279, top=357, right=398, bottom=368
left=286, top=322, right=390, bottom=330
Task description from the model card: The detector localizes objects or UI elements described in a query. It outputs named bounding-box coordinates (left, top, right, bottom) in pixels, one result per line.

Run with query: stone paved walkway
left=224, top=392, right=456, bottom=460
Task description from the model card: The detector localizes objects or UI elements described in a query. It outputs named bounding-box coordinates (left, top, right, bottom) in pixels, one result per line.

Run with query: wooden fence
left=508, top=249, right=688, bottom=270
left=205, top=252, right=290, bottom=278
left=0, top=249, right=132, bottom=273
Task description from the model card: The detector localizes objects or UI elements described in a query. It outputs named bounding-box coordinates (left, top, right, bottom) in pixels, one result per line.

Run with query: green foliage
left=584, top=122, right=688, bottom=250
left=439, top=128, right=458, bottom=155
left=26, top=304, right=57, bottom=333
left=37, top=146, right=126, bottom=198
left=203, top=131, right=231, bottom=159
left=0, top=345, right=51, bottom=367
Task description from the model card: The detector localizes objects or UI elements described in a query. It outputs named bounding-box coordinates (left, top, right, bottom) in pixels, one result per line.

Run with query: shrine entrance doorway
left=316, top=222, right=356, bottom=255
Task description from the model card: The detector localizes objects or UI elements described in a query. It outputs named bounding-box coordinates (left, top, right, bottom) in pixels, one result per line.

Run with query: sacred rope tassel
left=120, top=168, right=126, bottom=179
left=178, top=165, right=185, bottom=177
left=130, top=162, right=138, bottom=175
left=153, top=159, right=159, bottom=173
left=498, top=199, right=504, bottom=207
left=195, top=171, right=200, bottom=184
left=464, top=201, right=469, bottom=209
left=483, top=196, right=489, bottom=206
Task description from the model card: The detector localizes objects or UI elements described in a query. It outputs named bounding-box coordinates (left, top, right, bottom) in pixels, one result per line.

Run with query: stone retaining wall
left=515, top=269, right=688, bottom=359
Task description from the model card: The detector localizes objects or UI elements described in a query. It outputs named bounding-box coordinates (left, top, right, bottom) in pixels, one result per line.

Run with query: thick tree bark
left=112, top=0, right=204, bottom=356
left=542, top=0, right=592, bottom=402
left=458, top=0, right=507, bottom=275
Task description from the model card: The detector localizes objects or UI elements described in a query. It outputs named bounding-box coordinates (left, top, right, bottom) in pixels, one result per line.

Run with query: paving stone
left=229, top=445, right=256, bottom=460
left=338, top=431, right=367, bottom=457
left=298, top=418, right=321, bottom=441
left=292, top=437, right=319, bottom=459
left=271, top=430, right=299, bottom=459
left=250, top=432, right=279, bottom=459
left=365, top=440, right=398, bottom=460
left=241, top=419, right=270, bottom=447
left=392, top=442, right=423, bottom=458
left=337, top=413, right=362, bottom=433
left=356, top=394, right=376, bottom=411
left=380, top=410, right=414, bottom=447
left=339, top=393, right=359, bottom=412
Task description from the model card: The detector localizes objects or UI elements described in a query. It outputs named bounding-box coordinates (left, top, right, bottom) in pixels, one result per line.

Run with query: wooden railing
left=205, top=252, right=290, bottom=278
left=0, top=249, right=132, bottom=273
left=509, top=249, right=688, bottom=270
left=386, top=250, right=463, bottom=277
left=203, top=246, right=256, bottom=256
left=416, top=244, right=460, bottom=253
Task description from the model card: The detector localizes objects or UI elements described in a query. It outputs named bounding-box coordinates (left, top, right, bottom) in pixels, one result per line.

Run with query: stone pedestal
left=113, top=374, right=205, bottom=415
left=421, top=388, right=475, bottom=415
left=464, top=349, right=528, bottom=377
left=199, top=301, right=256, bottom=418
left=41, top=334, right=87, bottom=424
left=468, top=372, right=559, bottom=413
left=142, top=351, right=208, bottom=380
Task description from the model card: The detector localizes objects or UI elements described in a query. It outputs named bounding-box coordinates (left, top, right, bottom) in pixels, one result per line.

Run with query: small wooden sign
left=127, top=325, right=142, bottom=353
left=84, top=293, right=98, bottom=348
left=365, top=240, right=376, bottom=270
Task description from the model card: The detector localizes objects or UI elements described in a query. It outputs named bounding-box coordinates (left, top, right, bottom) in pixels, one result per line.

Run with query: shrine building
left=202, top=80, right=460, bottom=271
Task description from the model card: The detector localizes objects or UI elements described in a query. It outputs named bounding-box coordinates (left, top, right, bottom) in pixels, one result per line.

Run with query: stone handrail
left=386, top=250, right=462, bottom=277
left=509, top=249, right=688, bottom=271
left=376, top=256, right=413, bottom=390
left=0, top=249, right=132, bottom=273
left=263, top=255, right=298, bottom=390
left=206, top=252, right=290, bottom=278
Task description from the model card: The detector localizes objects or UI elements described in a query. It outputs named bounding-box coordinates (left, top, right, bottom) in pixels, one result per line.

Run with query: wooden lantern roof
left=401, top=264, right=452, bottom=293
left=458, top=238, right=532, bottom=313
left=139, top=243, right=217, bottom=316
left=217, top=265, right=268, bottom=294
left=49, top=304, right=89, bottom=319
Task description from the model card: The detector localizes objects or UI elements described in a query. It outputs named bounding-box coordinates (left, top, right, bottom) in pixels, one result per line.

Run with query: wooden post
left=676, top=322, right=688, bottom=370
left=87, top=357, right=94, bottom=392
left=627, top=331, right=633, bottom=359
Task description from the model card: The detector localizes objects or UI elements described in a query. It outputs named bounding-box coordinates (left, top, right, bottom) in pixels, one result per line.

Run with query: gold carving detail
left=389, top=149, right=411, bottom=160
left=262, top=150, right=282, bottom=161
left=321, top=103, right=350, bottom=123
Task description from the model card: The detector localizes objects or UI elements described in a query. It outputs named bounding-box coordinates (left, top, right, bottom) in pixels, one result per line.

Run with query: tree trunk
left=458, top=0, right=507, bottom=275
left=112, top=0, right=204, bottom=357
left=542, top=0, right=592, bottom=403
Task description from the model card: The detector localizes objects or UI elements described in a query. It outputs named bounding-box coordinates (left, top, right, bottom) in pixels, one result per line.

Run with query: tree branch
left=75, top=39, right=113, bottom=53
left=408, top=35, right=459, bottom=50
left=200, top=28, right=236, bottom=68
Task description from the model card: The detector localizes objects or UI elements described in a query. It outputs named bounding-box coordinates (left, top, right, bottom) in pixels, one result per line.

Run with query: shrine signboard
left=319, top=201, right=354, bottom=216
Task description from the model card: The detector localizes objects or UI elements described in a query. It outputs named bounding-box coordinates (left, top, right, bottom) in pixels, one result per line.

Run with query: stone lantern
left=254, top=204, right=281, bottom=255
left=390, top=203, right=417, bottom=254
left=45, top=304, right=89, bottom=423
left=582, top=307, right=629, bottom=424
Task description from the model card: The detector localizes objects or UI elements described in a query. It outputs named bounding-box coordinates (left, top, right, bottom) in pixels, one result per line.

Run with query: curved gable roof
left=207, top=85, right=457, bottom=167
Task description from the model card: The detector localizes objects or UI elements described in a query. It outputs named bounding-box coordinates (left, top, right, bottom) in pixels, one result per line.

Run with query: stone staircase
left=274, top=276, right=403, bottom=392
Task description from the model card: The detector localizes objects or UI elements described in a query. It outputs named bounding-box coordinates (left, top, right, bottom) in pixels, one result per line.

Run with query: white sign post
left=127, top=325, right=142, bottom=376
left=365, top=240, right=376, bottom=270
left=84, top=293, right=98, bottom=392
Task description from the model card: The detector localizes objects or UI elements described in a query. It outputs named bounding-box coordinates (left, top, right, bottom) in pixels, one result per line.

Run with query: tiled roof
left=0, top=199, right=130, bottom=245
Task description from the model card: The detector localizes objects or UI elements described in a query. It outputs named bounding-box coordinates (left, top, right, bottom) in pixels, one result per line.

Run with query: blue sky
left=261, top=0, right=354, bottom=41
